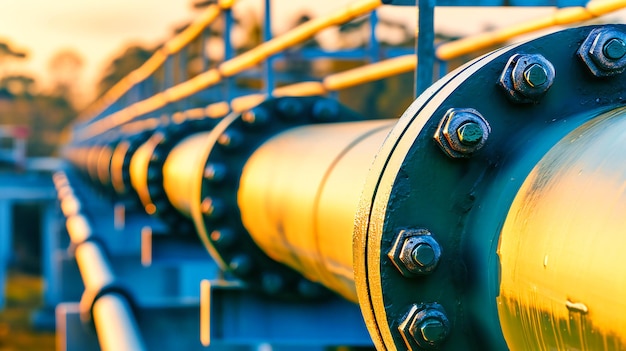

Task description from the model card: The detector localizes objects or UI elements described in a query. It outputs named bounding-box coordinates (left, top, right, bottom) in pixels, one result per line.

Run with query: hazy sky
left=2, top=0, right=625, bottom=102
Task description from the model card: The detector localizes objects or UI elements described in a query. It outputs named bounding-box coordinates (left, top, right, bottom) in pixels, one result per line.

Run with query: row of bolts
left=389, top=28, right=626, bottom=350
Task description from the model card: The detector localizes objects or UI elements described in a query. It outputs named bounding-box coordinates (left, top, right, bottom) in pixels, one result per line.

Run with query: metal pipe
left=75, top=241, right=115, bottom=293
left=162, top=132, right=214, bottom=217
left=498, top=107, right=626, bottom=350
left=93, top=293, right=147, bottom=351
left=238, top=120, right=394, bottom=301
left=57, top=176, right=147, bottom=351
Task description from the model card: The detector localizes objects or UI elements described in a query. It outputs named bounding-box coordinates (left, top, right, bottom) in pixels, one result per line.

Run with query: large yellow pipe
left=162, top=132, right=214, bottom=217
left=498, top=107, right=626, bottom=350
left=238, top=120, right=394, bottom=301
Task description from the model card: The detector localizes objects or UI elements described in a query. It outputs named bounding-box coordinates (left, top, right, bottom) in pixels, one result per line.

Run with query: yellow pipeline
left=436, top=0, right=626, bottom=61
left=79, top=0, right=382, bottom=139
left=498, top=108, right=626, bottom=350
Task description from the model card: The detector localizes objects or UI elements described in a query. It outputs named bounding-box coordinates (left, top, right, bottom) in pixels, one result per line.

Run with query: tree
left=97, top=45, right=154, bottom=98
left=47, top=49, right=84, bottom=105
left=0, top=40, right=27, bottom=78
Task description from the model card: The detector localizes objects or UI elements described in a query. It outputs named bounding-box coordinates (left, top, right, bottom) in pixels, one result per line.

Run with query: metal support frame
left=415, top=0, right=436, bottom=96
left=200, top=280, right=372, bottom=348
left=0, top=199, right=12, bottom=307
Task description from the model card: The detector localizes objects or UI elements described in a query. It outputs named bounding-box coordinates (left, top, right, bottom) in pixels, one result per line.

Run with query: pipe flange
left=354, top=25, right=626, bottom=350
left=191, top=96, right=362, bottom=299
left=134, top=116, right=219, bottom=233
left=110, top=130, right=153, bottom=206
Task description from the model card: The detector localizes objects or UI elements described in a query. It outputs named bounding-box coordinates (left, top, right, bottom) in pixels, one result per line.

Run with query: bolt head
left=498, top=53, right=555, bottom=103
left=242, top=107, right=269, bottom=126
left=456, top=122, right=483, bottom=146
left=434, top=108, right=490, bottom=159
left=387, top=229, right=441, bottom=277
left=204, top=163, right=227, bottom=182
left=229, top=255, right=253, bottom=276
left=312, top=99, right=340, bottom=121
left=523, top=63, right=548, bottom=87
left=419, top=318, right=448, bottom=344
left=217, top=130, right=242, bottom=149
left=201, top=197, right=224, bottom=219
left=603, top=38, right=626, bottom=60
left=578, top=28, right=626, bottom=77
left=277, top=98, right=304, bottom=120
left=398, top=303, right=450, bottom=350
left=412, top=243, right=436, bottom=267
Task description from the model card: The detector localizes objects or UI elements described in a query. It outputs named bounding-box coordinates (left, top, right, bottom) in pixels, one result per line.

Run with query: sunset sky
left=2, top=0, right=625, bottom=103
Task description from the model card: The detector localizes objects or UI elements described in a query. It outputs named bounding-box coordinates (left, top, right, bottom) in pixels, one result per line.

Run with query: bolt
left=603, top=38, right=626, bottom=60
left=456, top=122, right=483, bottom=146
left=312, top=99, right=340, bottom=121
left=498, top=53, right=555, bottom=103
left=388, top=228, right=442, bottom=277
left=419, top=318, right=448, bottom=344
left=204, top=163, right=227, bottom=182
left=277, top=98, right=304, bottom=120
left=242, top=108, right=269, bottom=126
left=261, top=273, right=284, bottom=294
left=399, top=303, right=450, bottom=350
left=217, top=130, right=242, bottom=149
left=209, top=228, right=235, bottom=248
left=578, top=28, right=626, bottom=77
left=229, top=255, right=252, bottom=276
left=434, top=108, right=490, bottom=159
left=412, top=243, right=436, bottom=267
left=201, top=197, right=224, bottom=219
left=523, top=63, right=548, bottom=87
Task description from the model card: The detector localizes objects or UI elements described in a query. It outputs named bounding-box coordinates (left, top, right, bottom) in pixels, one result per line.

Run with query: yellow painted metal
left=238, top=120, right=394, bottom=301
left=436, top=0, right=626, bottom=61
left=96, top=146, right=113, bottom=187
left=162, top=132, right=213, bottom=217
left=323, top=55, right=416, bottom=91
left=498, top=107, right=626, bottom=350
left=218, top=0, right=382, bottom=77
left=79, top=3, right=229, bottom=123
left=205, top=101, right=231, bottom=118
left=75, top=241, right=115, bottom=293
left=93, top=293, right=147, bottom=351
left=129, top=134, right=164, bottom=215
left=273, top=82, right=327, bottom=97
left=230, top=95, right=267, bottom=113
left=79, top=0, right=382, bottom=140
left=110, top=140, right=132, bottom=195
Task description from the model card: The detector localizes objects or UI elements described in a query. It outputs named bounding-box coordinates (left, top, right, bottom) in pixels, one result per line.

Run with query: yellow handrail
left=79, top=2, right=231, bottom=122
left=80, top=0, right=626, bottom=139
left=436, top=0, right=626, bottom=60
left=79, top=0, right=383, bottom=139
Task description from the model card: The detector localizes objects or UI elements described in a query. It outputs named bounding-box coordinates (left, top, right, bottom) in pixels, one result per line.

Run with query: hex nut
left=398, top=303, right=450, bottom=350
left=498, top=53, right=555, bottom=103
left=388, top=229, right=442, bottom=277
left=433, top=108, right=491, bottom=159
left=242, top=107, right=270, bottom=126
left=578, top=27, right=626, bottom=77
